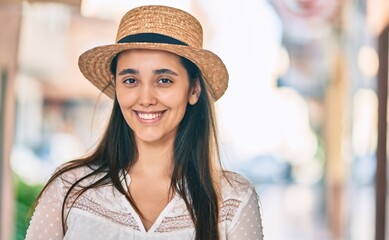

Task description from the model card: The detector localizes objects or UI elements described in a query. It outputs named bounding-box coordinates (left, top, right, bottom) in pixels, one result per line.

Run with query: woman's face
left=114, top=49, right=200, bottom=146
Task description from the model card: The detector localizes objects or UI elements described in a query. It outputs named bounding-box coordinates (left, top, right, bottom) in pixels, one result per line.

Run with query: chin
left=135, top=132, right=166, bottom=144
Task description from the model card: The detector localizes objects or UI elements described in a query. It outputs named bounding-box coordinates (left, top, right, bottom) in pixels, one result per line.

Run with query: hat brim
left=78, top=42, right=228, bottom=100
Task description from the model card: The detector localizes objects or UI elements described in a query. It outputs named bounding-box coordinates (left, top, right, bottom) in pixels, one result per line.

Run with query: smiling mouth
left=135, top=111, right=165, bottom=120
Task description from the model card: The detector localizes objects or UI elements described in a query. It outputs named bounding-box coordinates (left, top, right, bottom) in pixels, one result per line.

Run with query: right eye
left=123, top=78, right=137, bottom=85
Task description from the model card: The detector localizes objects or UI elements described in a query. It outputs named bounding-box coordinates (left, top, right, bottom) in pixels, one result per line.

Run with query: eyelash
left=123, top=78, right=137, bottom=84
left=158, top=78, right=172, bottom=84
left=122, top=77, right=173, bottom=86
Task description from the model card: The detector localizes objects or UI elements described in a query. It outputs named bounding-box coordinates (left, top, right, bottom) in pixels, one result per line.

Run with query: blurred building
left=0, top=0, right=388, bottom=240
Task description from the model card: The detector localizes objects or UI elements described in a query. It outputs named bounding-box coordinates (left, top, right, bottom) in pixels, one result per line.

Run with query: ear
left=110, top=75, right=116, bottom=87
left=188, top=79, right=201, bottom=105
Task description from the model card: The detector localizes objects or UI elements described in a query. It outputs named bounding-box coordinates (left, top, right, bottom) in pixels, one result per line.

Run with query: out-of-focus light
left=283, top=184, right=315, bottom=222
left=352, top=89, right=377, bottom=156
left=357, top=46, right=379, bottom=78
left=80, top=0, right=190, bottom=21
left=292, top=157, right=324, bottom=184
left=271, top=0, right=339, bottom=42
left=367, top=0, right=389, bottom=36
left=277, top=47, right=290, bottom=77
left=80, top=0, right=100, bottom=18
left=11, top=145, right=50, bottom=185
left=80, top=0, right=125, bottom=21
left=349, top=187, right=375, bottom=240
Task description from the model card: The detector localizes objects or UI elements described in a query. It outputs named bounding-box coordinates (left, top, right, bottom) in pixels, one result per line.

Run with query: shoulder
left=219, top=171, right=258, bottom=227
left=220, top=171, right=255, bottom=203
left=35, top=165, right=97, bottom=205
left=53, top=164, right=99, bottom=188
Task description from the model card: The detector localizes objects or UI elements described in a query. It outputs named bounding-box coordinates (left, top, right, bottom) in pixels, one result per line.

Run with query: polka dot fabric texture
left=26, top=178, right=63, bottom=240
left=26, top=167, right=264, bottom=240
left=228, top=192, right=264, bottom=239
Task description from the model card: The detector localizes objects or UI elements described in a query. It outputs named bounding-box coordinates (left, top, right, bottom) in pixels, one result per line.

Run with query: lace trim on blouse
left=155, top=214, right=193, bottom=232
left=67, top=194, right=141, bottom=231
left=26, top=167, right=263, bottom=239
left=58, top=168, right=251, bottom=233
left=154, top=198, right=242, bottom=232
left=220, top=198, right=242, bottom=222
left=66, top=192, right=242, bottom=233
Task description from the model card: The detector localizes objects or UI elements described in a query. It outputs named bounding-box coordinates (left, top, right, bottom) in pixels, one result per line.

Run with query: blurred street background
left=0, top=0, right=388, bottom=239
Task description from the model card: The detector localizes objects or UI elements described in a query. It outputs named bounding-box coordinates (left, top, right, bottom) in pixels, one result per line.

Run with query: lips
left=134, top=110, right=166, bottom=122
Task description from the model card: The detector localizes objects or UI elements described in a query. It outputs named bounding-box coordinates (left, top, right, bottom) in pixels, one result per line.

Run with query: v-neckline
left=122, top=173, right=178, bottom=233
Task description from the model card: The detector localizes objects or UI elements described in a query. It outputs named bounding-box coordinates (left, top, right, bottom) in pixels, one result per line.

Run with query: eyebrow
left=154, top=68, right=179, bottom=76
left=117, top=68, right=179, bottom=76
left=118, top=68, right=139, bottom=75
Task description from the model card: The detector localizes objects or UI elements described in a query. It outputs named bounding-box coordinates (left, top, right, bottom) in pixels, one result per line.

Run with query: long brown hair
left=31, top=55, right=223, bottom=240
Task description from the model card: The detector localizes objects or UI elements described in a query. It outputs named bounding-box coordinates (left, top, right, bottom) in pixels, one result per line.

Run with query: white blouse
left=26, top=166, right=264, bottom=240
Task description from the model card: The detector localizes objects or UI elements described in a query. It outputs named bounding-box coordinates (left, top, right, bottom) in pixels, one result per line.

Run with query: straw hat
left=78, top=5, right=228, bottom=101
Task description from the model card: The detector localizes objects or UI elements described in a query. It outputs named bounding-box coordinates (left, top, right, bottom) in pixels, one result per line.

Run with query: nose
left=138, top=85, right=157, bottom=107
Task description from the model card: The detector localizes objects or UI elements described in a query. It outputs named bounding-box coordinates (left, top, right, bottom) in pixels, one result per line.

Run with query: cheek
left=164, top=92, right=189, bottom=110
left=116, top=90, right=135, bottom=107
left=166, top=86, right=189, bottom=101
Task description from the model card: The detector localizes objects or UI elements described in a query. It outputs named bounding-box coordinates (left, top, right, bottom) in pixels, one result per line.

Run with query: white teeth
left=137, top=112, right=162, bottom=120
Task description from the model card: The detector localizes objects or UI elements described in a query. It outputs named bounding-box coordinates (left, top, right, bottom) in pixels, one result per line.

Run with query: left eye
left=158, top=78, right=172, bottom=84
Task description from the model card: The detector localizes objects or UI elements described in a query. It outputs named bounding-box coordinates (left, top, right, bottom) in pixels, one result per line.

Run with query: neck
left=130, top=139, right=174, bottom=179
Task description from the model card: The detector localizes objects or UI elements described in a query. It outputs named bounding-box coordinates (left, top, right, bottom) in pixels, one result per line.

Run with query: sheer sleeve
left=228, top=190, right=264, bottom=240
left=25, top=177, right=64, bottom=240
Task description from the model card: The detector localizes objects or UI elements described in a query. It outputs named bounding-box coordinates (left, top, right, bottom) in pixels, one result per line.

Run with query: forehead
left=117, top=49, right=182, bottom=65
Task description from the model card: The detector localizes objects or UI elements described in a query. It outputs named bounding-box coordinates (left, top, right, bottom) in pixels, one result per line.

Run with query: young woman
left=26, top=5, right=263, bottom=240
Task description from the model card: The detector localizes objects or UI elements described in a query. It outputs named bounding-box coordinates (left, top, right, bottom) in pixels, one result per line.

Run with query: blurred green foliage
left=13, top=175, right=43, bottom=240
